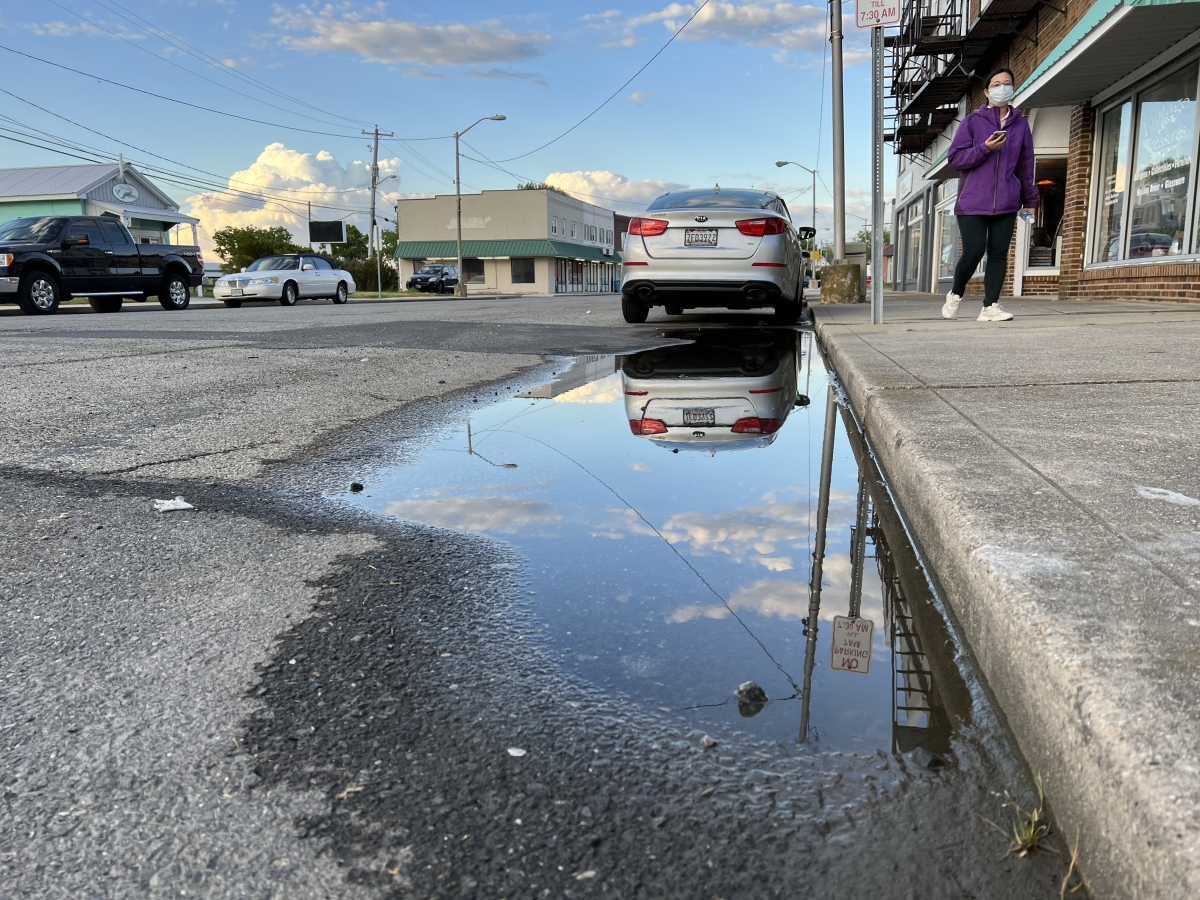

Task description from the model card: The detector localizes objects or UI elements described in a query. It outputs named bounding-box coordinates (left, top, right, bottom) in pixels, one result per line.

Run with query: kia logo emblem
left=694, top=216, right=708, bottom=222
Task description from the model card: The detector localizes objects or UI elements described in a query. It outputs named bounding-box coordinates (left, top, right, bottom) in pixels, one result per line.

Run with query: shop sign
left=113, top=183, right=140, bottom=203
left=831, top=616, right=874, bottom=674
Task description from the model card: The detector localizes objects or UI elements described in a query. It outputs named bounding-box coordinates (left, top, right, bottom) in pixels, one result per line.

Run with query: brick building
left=889, top=0, right=1200, bottom=302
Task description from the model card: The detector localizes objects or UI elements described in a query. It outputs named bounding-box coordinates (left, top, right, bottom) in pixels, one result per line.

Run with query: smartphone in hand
left=990, top=130, right=1007, bottom=141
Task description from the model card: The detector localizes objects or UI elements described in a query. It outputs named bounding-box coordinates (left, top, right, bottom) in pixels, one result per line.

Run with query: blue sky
left=0, top=1, right=881, bottom=251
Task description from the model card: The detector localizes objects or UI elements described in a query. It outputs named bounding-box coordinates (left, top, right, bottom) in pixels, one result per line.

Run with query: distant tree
left=517, top=180, right=570, bottom=196
left=853, top=226, right=892, bottom=261
left=212, top=225, right=304, bottom=273
left=328, top=223, right=370, bottom=260
left=380, top=226, right=398, bottom=261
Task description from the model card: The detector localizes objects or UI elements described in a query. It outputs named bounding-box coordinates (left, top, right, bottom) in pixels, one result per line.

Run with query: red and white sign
left=830, top=616, right=874, bottom=674
left=856, top=0, right=901, bottom=28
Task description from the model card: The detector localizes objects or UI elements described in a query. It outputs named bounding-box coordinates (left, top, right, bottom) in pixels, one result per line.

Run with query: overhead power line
left=494, top=0, right=713, bottom=163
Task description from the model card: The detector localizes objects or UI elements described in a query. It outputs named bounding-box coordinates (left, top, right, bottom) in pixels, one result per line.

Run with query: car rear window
left=646, top=191, right=778, bottom=211
left=310, top=256, right=333, bottom=270
left=99, top=220, right=131, bottom=244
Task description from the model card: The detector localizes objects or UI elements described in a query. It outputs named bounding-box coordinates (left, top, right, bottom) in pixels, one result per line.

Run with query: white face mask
left=989, top=84, right=1015, bottom=106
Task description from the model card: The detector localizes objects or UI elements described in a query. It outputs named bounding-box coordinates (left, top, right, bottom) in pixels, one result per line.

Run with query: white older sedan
left=213, top=253, right=356, bottom=308
left=620, top=188, right=815, bottom=325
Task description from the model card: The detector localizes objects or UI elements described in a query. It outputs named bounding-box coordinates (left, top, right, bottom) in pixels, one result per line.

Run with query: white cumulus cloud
left=627, top=91, right=653, bottom=105
left=543, top=170, right=688, bottom=213
left=184, top=143, right=407, bottom=258
left=273, top=4, right=552, bottom=66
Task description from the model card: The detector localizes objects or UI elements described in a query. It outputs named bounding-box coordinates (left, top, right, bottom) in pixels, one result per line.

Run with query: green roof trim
left=1013, top=0, right=1124, bottom=104
left=394, top=239, right=619, bottom=263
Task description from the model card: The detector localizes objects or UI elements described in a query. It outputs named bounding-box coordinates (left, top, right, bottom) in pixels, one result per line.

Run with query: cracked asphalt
left=1, top=296, right=1067, bottom=898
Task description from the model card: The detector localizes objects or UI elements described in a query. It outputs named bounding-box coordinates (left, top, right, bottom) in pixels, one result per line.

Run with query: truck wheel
left=332, top=281, right=348, bottom=304
left=17, top=272, right=61, bottom=315
left=621, top=295, right=649, bottom=324
left=222, top=299, right=242, bottom=308
left=158, top=273, right=190, bottom=310
left=88, top=296, right=123, bottom=313
left=280, top=281, right=299, bottom=306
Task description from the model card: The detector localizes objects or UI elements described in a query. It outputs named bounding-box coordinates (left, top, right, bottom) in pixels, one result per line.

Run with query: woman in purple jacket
left=942, top=68, right=1038, bottom=322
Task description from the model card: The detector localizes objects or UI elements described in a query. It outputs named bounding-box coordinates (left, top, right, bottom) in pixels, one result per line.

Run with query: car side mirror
left=240, top=267, right=247, bottom=273
left=798, top=226, right=816, bottom=241
left=302, top=263, right=315, bottom=270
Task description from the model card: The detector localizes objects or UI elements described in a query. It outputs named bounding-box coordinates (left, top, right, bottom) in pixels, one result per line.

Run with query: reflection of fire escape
left=873, top=511, right=952, bottom=754
left=887, top=0, right=1044, bottom=156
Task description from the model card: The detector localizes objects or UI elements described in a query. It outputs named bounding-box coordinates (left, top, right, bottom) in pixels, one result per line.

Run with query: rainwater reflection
left=355, top=329, right=970, bottom=756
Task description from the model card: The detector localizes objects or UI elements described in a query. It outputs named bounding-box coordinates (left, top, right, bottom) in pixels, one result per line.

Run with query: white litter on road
left=506, top=747, right=527, bottom=757
left=1137, top=486, right=1200, bottom=507
left=153, top=496, right=195, bottom=512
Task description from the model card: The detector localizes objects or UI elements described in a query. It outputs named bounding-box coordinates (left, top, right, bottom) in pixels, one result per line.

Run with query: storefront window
left=937, top=208, right=958, bottom=280
left=1092, top=102, right=1132, bottom=262
left=905, top=202, right=923, bottom=284
left=463, top=258, right=485, bottom=284
left=1130, top=67, right=1196, bottom=257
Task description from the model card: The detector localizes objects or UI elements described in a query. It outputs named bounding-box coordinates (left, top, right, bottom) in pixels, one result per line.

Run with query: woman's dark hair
left=987, top=67, right=1016, bottom=87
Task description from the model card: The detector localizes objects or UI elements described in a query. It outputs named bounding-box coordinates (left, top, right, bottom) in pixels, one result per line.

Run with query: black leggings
left=952, top=213, right=1017, bottom=306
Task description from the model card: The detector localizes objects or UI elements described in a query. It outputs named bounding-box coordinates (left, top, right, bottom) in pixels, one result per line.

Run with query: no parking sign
left=856, top=0, right=901, bottom=28
left=831, top=616, right=874, bottom=674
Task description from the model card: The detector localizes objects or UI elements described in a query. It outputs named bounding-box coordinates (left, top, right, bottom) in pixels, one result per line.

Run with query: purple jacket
left=948, top=104, right=1038, bottom=216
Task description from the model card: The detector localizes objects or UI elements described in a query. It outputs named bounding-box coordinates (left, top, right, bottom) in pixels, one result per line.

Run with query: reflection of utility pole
left=466, top=421, right=518, bottom=469
left=800, top=384, right=839, bottom=743
left=847, top=473, right=870, bottom=620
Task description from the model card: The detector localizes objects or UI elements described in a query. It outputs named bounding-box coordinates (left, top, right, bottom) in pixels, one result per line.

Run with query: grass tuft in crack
left=982, top=776, right=1058, bottom=860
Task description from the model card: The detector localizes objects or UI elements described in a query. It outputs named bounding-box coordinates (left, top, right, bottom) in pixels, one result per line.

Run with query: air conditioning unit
left=602, top=247, right=611, bottom=256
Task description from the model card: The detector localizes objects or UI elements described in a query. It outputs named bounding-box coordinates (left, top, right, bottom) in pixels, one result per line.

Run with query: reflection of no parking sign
left=831, top=616, right=874, bottom=675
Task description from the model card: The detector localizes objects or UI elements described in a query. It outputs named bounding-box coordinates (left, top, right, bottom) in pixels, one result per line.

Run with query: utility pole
left=363, top=125, right=394, bottom=298
left=454, top=115, right=507, bottom=297
left=871, top=23, right=885, bottom=324
left=394, top=200, right=401, bottom=289
left=830, top=0, right=847, bottom=263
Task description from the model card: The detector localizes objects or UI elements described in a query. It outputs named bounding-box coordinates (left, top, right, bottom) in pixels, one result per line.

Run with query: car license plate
left=682, top=407, right=716, bottom=427
left=684, top=229, right=718, bottom=247
left=230, top=288, right=243, bottom=296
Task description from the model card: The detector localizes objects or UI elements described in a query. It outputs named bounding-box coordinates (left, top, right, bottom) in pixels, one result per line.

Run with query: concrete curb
left=815, top=311, right=1200, bottom=900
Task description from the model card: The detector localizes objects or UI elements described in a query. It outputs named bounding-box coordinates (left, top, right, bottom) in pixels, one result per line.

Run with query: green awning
left=1014, top=0, right=1200, bottom=108
left=394, top=239, right=619, bottom=263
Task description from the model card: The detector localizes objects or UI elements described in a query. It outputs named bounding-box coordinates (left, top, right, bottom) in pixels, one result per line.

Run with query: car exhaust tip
left=745, top=287, right=766, bottom=303
left=636, top=285, right=654, bottom=301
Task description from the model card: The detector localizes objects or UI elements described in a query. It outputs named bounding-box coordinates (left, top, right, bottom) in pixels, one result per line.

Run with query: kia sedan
left=213, top=254, right=356, bottom=307
left=620, top=188, right=815, bottom=324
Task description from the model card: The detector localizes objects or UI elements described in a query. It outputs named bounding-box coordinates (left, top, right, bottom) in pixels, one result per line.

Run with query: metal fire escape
left=887, top=0, right=1045, bottom=156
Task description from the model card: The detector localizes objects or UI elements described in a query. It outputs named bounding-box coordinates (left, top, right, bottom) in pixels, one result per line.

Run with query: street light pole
left=776, top=159, right=819, bottom=280
left=829, top=0, right=847, bottom=263
left=454, top=114, right=506, bottom=297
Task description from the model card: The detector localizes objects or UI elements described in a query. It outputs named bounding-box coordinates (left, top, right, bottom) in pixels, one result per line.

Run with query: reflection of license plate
left=684, top=229, right=718, bottom=247
left=683, top=407, right=716, bottom=426
left=230, top=288, right=243, bottom=296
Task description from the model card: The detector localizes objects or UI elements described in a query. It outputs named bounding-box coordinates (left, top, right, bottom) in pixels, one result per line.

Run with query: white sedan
left=620, top=188, right=815, bottom=325
left=213, top=254, right=356, bottom=308
left=622, top=330, right=802, bottom=452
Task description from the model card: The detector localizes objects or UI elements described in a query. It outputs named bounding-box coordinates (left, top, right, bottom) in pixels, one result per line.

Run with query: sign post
left=856, top=0, right=899, bottom=326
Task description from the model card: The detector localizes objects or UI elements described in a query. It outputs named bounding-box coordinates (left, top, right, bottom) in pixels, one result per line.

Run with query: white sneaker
left=977, top=303, right=1014, bottom=322
left=941, top=291, right=962, bottom=320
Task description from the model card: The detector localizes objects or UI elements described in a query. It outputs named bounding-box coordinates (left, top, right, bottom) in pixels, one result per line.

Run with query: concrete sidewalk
left=814, top=296, right=1200, bottom=900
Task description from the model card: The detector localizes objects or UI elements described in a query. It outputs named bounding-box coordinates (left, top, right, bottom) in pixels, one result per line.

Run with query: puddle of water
left=353, top=328, right=970, bottom=756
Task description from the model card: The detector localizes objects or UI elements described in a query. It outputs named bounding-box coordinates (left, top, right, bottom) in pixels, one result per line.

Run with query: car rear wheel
left=622, top=295, right=649, bottom=324
left=223, top=299, right=242, bottom=308
left=280, top=281, right=299, bottom=306
left=88, top=296, right=123, bottom=313
left=158, top=273, right=190, bottom=310
left=773, top=299, right=801, bottom=325
left=17, top=272, right=60, bottom=315
left=332, top=281, right=349, bottom=304
left=665, top=303, right=684, bottom=316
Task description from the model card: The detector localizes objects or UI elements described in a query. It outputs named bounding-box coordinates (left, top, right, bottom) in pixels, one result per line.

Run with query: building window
left=510, top=257, right=535, bottom=283
left=607, top=229, right=613, bottom=245
left=589, top=225, right=597, bottom=242
left=904, top=202, right=923, bottom=284
left=412, top=259, right=426, bottom=274
left=463, top=258, right=485, bottom=284
left=570, top=222, right=578, bottom=239
left=1093, top=102, right=1132, bottom=262
left=936, top=207, right=958, bottom=280
left=1027, top=159, right=1067, bottom=267
left=550, top=217, right=558, bottom=235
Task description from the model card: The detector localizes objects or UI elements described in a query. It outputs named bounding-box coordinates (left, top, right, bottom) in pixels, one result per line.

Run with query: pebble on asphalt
left=506, top=747, right=527, bottom=757
left=350, top=483, right=364, bottom=493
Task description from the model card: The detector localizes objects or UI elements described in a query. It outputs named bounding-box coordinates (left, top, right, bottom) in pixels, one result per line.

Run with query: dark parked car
left=406, top=264, right=459, bottom=294
left=0, top=215, right=202, bottom=314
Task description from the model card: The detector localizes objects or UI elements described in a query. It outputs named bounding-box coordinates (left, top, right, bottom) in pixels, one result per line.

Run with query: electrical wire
left=493, top=0, right=713, bottom=162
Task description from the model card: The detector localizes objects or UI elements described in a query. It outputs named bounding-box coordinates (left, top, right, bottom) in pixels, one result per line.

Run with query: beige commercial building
left=394, top=188, right=620, bottom=294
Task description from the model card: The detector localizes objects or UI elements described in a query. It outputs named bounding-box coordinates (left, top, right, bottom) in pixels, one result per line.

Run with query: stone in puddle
left=736, top=681, right=769, bottom=718
left=907, top=746, right=946, bottom=770
left=700, top=734, right=718, bottom=750
left=350, top=482, right=364, bottom=493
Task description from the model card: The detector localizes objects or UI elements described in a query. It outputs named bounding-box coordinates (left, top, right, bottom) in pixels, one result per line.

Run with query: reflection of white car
left=213, top=254, right=356, bottom=308
left=622, top=331, right=800, bottom=452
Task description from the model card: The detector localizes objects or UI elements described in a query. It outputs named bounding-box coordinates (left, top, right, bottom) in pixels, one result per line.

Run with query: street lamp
left=775, top=161, right=817, bottom=239
left=455, top=114, right=506, bottom=297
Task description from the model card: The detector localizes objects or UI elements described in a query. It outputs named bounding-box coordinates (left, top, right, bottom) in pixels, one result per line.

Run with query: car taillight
left=629, top=418, right=667, bottom=435
left=624, top=391, right=648, bottom=396
left=735, top=217, right=788, bottom=236
left=629, top=217, right=669, bottom=236
left=196, top=251, right=204, bottom=265
left=731, top=417, right=782, bottom=434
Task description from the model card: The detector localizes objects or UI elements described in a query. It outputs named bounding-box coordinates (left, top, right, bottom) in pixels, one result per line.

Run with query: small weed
left=982, top=776, right=1058, bottom=860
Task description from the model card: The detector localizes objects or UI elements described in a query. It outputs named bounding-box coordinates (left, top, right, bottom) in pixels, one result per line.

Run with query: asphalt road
left=0, top=295, right=1064, bottom=898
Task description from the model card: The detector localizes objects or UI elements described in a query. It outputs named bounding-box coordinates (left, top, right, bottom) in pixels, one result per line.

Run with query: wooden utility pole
left=362, top=125, right=394, bottom=297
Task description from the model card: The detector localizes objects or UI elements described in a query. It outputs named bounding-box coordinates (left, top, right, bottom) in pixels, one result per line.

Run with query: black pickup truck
left=0, top=215, right=203, bottom=314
